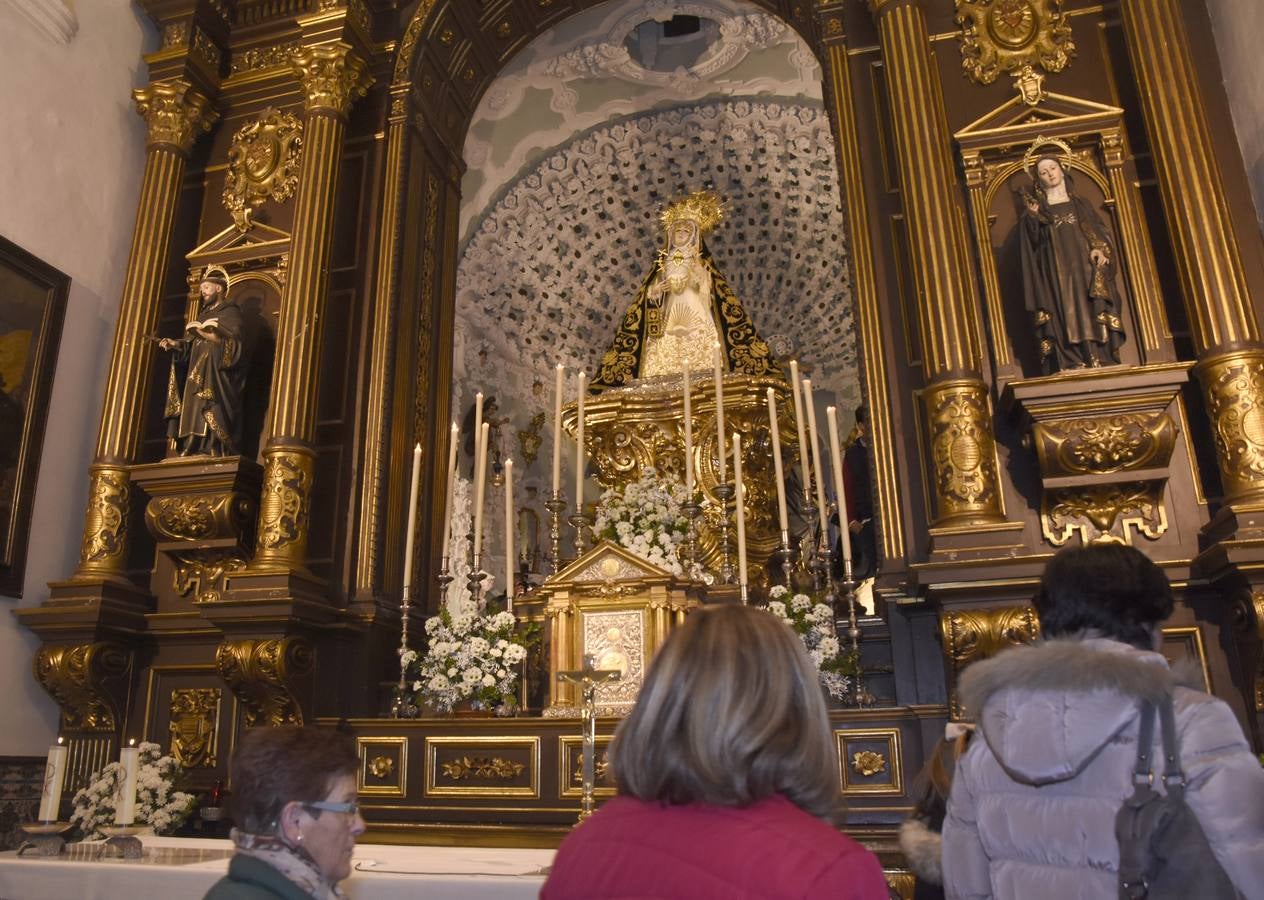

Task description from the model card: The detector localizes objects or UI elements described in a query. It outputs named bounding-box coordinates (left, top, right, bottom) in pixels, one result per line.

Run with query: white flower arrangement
left=69, top=742, right=195, bottom=840
left=404, top=599, right=535, bottom=715
left=593, top=468, right=708, bottom=582
left=766, top=585, right=858, bottom=700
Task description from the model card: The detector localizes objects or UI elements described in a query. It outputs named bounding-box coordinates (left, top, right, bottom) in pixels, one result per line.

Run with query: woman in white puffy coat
left=942, top=544, right=1264, bottom=900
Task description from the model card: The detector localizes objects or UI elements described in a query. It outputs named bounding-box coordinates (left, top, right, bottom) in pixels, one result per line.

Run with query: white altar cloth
left=0, top=836, right=553, bottom=899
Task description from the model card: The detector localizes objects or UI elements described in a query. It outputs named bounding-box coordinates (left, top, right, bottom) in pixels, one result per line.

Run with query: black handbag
left=1115, top=693, right=1238, bottom=899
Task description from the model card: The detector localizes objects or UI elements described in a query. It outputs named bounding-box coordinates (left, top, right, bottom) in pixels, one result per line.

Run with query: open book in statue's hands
left=184, top=317, right=220, bottom=333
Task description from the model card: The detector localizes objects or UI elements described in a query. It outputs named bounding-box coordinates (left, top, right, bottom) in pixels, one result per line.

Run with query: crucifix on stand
left=556, top=656, right=622, bottom=822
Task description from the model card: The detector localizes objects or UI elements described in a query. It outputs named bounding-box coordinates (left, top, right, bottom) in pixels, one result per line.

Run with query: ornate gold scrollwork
left=79, top=467, right=131, bottom=568
left=1197, top=349, right=1264, bottom=504
left=851, top=750, right=887, bottom=777
left=223, top=109, right=303, bottom=231
left=168, top=688, right=221, bottom=769
left=215, top=637, right=313, bottom=727
left=132, top=79, right=218, bottom=154
left=1042, top=482, right=1167, bottom=546
left=258, top=451, right=311, bottom=553
left=148, top=492, right=255, bottom=544
left=941, top=605, right=1040, bottom=718
left=925, top=381, right=1002, bottom=521
left=1033, top=413, right=1175, bottom=477
left=954, top=0, right=1075, bottom=87
left=173, top=550, right=249, bottom=603
left=292, top=44, right=372, bottom=117
left=34, top=643, right=133, bottom=732
left=441, top=756, right=525, bottom=781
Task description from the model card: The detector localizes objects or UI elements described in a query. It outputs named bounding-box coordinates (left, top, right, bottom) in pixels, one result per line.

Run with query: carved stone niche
left=1003, top=363, right=1192, bottom=548
left=132, top=457, right=262, bottom=604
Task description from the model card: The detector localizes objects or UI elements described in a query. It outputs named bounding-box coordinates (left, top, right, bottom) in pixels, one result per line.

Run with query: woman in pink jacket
left=541, top=603, right=888, bottom=900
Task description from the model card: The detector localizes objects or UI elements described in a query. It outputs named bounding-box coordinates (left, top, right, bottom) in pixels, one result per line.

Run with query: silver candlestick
left=569, top=513, right=590, bottom=559
left=545, top=492, right=567, bottom=573
left=682, top=500, right=702, bottom=575
left=775, top=529, right=794, bottom=588
left=711, top=482, right=735, bottom=584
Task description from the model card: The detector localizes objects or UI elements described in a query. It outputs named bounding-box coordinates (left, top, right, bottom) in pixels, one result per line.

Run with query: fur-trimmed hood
left=959, top=638, right=1183, bottom=787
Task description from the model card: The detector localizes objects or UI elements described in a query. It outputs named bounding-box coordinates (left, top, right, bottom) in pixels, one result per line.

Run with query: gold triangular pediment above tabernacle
left=551, top=540, right=674, bottom=586
left=186, top=220, right=291, bottom=268
left=955, top=91, right=1123, bottom=150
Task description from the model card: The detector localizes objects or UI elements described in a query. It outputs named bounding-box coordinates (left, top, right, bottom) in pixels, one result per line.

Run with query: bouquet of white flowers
left=765, top=585, right=858, bottom=700
left=403, top=599, right=534, bottom=715
left=69, top=742, right=196, bottom=840
left=593, top=468, right=708, bottom=582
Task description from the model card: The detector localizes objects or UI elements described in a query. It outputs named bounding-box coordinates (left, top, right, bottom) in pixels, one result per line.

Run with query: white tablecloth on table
left=0, top=836, right=553, bottom=900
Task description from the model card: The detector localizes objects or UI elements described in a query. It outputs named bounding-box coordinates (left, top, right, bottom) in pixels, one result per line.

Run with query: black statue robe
left=164, top=297, right=246, bottom=456
left=1019, top=193, right=1125, bottom=373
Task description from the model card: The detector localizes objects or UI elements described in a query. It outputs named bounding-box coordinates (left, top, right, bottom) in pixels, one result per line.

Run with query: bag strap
left=1132, top=699, right=1157, bottom=786
left=1156, top=692, right=1186, bottom=793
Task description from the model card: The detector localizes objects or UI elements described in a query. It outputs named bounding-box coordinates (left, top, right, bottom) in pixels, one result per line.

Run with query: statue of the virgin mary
left=590, top=191, right=775, bottom=390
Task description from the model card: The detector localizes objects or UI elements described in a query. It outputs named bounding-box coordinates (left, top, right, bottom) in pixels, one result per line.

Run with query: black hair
left=1034, top=544, right=1173, bottom=649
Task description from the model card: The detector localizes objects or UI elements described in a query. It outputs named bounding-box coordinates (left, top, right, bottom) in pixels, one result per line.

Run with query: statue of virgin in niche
left=1018, top=146, right=1125, bottom=373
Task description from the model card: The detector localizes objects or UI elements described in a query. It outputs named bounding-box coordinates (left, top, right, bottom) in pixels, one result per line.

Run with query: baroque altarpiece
left=17, top=0, right=1264, bottom=886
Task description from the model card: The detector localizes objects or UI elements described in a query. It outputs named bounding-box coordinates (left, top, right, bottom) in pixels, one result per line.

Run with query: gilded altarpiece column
left=250, top=43, right=371, bottom=575
left=866, top=0, right=1010, bottom=542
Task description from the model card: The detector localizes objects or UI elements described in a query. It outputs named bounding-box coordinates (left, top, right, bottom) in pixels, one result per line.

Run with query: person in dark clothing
left=833, top=407, right=877, bottom=582
left=900, top=725, right=974, bottom=900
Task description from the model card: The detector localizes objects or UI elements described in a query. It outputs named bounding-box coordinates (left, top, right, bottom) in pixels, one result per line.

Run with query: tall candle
left=733, top=433, right=747, bottom=587
left=802, top=379, right=830, bottom=534
left=789, top=361, right=812, bottom=500
left=713, top=343, right=727, bottom=484
left=38, top=739, right=67, bottom=822
left=116, top=740, right=139, bottom=826
left=440, top=423, right=459, bottom=564
left=574, top=372, right=587, bottom=510
left=551, top=363, right=565, bottom=495
left=402, top=442, right=423, bottom=589
left=504, top=458, right=515, bottom=613
left=682, top=367, right=694, bottom=497
left=826, top=406, right=853, bottom=564
left=474, top=391, right=484, bottom=446
left=473, top=422, right=490, bottom=560
left=766, top=388, right=790, bottom=534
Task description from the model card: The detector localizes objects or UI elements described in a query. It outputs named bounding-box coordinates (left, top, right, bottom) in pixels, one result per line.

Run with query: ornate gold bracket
left=215, top=637, right=313, bottom=727
left=34, top=643, right=134, bottom=732
left=940, top=605, right=1040, bottom=718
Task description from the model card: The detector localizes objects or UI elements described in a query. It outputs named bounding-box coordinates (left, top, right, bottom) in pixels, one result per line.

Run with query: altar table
left=0, top=836, right=553, bottom=899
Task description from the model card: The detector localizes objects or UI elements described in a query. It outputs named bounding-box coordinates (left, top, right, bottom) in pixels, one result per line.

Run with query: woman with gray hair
left=541, top=603, right=887, bottom=899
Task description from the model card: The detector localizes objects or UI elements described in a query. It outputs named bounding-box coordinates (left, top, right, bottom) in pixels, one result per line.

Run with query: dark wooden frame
left=0, top=236, right=69, bottom=597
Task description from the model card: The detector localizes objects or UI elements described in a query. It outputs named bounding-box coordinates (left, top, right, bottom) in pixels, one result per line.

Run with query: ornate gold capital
left=168, top=687, right=222, bottom=769
left=292, top=43, right=372, bottom=117
left=34, top=642, right=133, bottom=732
left=924, top=380, right=1003, bottom=523
left=941, top=605, right=1039, bottom=717
left=215, top=637, right=313, bottom=727
left=1195, top=348, right=1264, bottom=506
left=255, top=448, right=314, bottom=564
left=132, top=80, right=217, bottom=154
left=78, top=466, right=131, bottom=572
left=223, top=108, right=304, bottom=231
left=954, top=0, right=1075, bottom=87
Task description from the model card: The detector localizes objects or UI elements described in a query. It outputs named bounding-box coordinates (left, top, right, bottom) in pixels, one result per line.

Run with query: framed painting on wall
left=0, top=236, right=69, bottom=597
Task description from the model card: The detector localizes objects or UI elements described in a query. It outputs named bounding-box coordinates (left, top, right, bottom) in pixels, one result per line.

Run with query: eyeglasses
left=302, top=800, right=361, bottom=817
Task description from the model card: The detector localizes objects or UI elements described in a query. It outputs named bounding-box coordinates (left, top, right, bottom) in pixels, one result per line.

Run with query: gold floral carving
left=573, top=751, right=610, bottom=786
left=258, top=452, right=310, bottom=552
left=1042, top=483, right=1167, bottom=547
left=168, top=687, right=221, bottom=769
left=1033, top=413, right=1175, bottom=478
left=441, top=756, right=525, bottom=781
left=173, top=549, right=249, bottom=603
left=190, top=27, right=222, bottom=71
left=223, top=109, right=303, bottom=231
left=147, top=492, right=255, bottom=544
left=1197, top=350, right=1264, bottom=503
left=79, top=467, right=130, bottom=567
left=926, top=382, right=1002, bottom=520
left=232, top=41, right=303, bottom=75
left=941, top=606, right=1039, bottom=717
left=954, top=0, right=1075, bottom=87
left=215, top=637, right=313, bottom=727
left=33, top=643, right=133, bottom=732
left=369, top=756, right=395, bottom=778
left=517, top=412, right=545, bottom=466
left=162, top=22, right=188, bottom=48
left=132, top=80, right=218, bottom=154
left=851, top=750, right=887, bottom=777
left=292, top=44, right=372, bottom=117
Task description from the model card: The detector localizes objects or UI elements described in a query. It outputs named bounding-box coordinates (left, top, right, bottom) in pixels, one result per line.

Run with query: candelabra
left=830, top=548, right=870, bottom=707
left=569, top=512, right=590, bottom=559
left=711, top=482, right=735, bottom=584
left=467, top=552, right=487, bottom=608
left=681, top=500, right=702, bottom=574
left=545, top=491, right=567, bottom=574
left=774, top=529, right=794, bottom=588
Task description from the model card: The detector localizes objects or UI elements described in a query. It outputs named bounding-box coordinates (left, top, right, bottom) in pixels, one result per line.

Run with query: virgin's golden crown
left=660, top=191, right=724, bottom=235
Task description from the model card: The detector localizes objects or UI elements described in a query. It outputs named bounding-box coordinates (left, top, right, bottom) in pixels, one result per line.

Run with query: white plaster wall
left=0, top=1, right=155, bottom=753
left=1207, top=0, right=1264, bottom=231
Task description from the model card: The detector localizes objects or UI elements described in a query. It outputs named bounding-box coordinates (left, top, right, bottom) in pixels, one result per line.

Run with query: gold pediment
left=955, top=91, right=1123, bottom=151
left=549, top=540, right=676, bottom=588
left=186, top=220, right=291, bottom=269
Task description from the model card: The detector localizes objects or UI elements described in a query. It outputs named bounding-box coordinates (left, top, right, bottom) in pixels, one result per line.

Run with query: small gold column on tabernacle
left=72, top=80, right=217, bottom=581
left=1117, top=0, right=1264, bottom=514
left=252, top=44, right=372, bottom=572
left=866, top=0, right=1004, bottom=527
left=353, top=83, right=411, bottom=601
left=814, top=4, right=906, bottom=563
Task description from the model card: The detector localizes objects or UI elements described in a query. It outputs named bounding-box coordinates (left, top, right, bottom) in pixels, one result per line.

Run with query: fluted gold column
left=816, top=6, right=905, bottom=562
left=252, top=44, right=371, bottom=572
left=868, top=0, right=1004, bottom=527
left=353, top=84, right=411, bottom=601
left=1118, top=0, right=1264, bottom=512
left=72, top=80, right=217, bottom=582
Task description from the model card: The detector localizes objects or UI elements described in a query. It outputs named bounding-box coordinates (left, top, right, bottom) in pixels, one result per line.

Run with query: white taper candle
left=733, top=433, right=747, bottom=587
left=713, top=343, right=727, bottom=484
left=440, top=423, right=459, bottom=564
left=402, top=442, right=423, bottom=589
left=116, top=741, right=139, bottom=826
left=38, top=739, right=67, bottom=822
left=473, top=422, right=490, bottom=560
left=766, top=388, right=790, bottom=533
left=683, top=367, right=694, bottom=497
left=504, top=458, right=515, bottom=613
left=551, top=364, right=564, bottom=495
left=826, top=406, right=853, bottom=564
left=575, top=371, right=587, bottom=510
left=802, top=379, right=830, bottom=535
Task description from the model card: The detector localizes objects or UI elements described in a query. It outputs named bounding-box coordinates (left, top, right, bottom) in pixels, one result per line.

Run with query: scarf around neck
left=231, top=827, right=347, bottom=900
